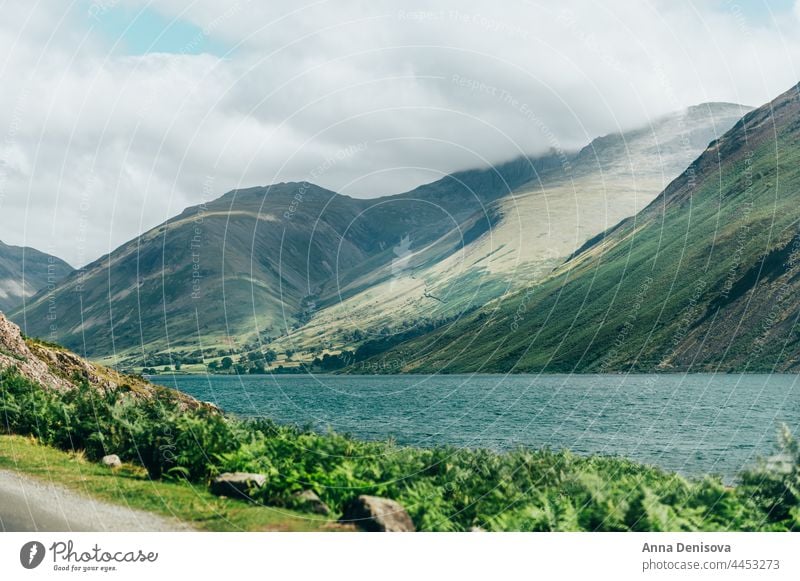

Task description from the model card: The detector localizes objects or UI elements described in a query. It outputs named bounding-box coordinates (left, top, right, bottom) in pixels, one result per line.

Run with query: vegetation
left=372, top=85, right=800, bottom=374
left=1, top=366, right=798, bottom=531
left=14, top=158, right=539, bottom=369
left=0, top=434, right=332, bottom=531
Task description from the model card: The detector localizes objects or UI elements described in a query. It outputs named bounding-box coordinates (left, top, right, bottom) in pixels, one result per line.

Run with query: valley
left=9, top=103, right=749, bottom=375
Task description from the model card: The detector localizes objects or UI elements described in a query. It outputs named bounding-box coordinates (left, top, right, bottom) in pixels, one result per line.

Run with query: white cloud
left=0, top=0, right=799, bottom=267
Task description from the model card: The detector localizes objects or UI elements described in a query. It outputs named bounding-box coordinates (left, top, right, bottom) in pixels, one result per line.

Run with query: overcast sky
left=1, top=0, right=799, bottom=267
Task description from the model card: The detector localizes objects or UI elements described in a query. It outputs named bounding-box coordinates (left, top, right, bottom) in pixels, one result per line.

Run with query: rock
left=339, top=495, right=415, bottom=532
left=0, top=313, right=72, bottom=391
left=101, top=454, right=122, bottom=468
left=0, top=313, right=205, bottom=411
left=209, top=472, right=266, bottom=501
left=291, top=490, right=330, bottom=515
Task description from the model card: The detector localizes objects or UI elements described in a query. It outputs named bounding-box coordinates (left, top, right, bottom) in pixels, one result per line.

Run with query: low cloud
left=1, top=0, right=799, bottom=266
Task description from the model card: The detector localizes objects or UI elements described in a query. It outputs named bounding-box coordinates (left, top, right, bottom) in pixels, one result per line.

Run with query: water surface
left=153, top=373, right=800, bottom=480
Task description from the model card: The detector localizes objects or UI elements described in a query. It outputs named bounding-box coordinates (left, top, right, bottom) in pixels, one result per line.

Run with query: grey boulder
left=210, top=472, right=266, bottom=501
left=339, top=495, right=415, bottom=532
left=101, top=454, right=122, bottom=468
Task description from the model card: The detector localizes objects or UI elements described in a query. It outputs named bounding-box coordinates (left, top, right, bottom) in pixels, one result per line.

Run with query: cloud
left=1, top=0, right=799, bottom=267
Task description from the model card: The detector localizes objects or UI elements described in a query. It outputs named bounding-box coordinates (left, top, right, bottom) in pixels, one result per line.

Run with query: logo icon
left=20, top=541, right=46, bottom=569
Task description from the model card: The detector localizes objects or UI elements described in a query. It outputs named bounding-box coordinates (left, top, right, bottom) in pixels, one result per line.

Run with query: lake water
left=154, top=373, right=800, bottom=480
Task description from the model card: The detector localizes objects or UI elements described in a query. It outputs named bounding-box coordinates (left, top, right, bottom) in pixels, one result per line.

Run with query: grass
left=0, top=434, right=340, bottom=531
left=379, top=118, right=800, bottom=373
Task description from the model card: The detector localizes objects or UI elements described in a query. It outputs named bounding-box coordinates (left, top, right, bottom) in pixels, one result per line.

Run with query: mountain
left=0, top=241, right=73, bottom=313
left=373, top=83, right=800, bottom=373
left=12, top=102, right=750, bottom=370
left=12, top=159, right=546, bottom=366
left=272, top=103, right=749, bottom=360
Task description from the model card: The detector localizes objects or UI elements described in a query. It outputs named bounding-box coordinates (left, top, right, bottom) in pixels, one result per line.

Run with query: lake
left=153, top=373, right=800, bottom=481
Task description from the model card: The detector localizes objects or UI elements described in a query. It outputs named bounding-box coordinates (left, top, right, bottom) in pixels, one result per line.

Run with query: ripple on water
left=155, top=373, right=800, bottom=481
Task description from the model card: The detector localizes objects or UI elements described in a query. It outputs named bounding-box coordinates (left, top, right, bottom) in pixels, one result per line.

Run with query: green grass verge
left=0, top=434, right=339, bottom=532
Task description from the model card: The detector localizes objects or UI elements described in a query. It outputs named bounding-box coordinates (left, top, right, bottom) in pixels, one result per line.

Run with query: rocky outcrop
left=339, top=495, right=415, bottom=532
left=0, top=312, right=203, bottom=409
left=209, top=472, right=267, bottom=501
left=0, top=313, right=72, bottom=391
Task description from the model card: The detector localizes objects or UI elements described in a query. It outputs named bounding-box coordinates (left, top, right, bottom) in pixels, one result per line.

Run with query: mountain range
left=12, top=157, right=549, bottom=367
left=10, top=97, right=774, bottom=373
left=372, top=82, right=800, bottom=373
left=287, top=102, right=749, bottom=364
left=0, top=240, right=72, bottom=314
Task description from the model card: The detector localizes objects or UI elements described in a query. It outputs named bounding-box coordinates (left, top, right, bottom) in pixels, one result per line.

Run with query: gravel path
left=0, top=469, right=193, bottom=532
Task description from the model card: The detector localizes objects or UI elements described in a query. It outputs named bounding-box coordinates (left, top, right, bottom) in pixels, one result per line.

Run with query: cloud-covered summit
left=1, top=0, right=799, bottom=267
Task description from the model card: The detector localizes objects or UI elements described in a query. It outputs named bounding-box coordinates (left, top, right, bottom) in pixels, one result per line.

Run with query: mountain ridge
left=0, top=240, right=73, bottom=314
left=12, top=100, right=752, bottom=370
left=273, top=101, right=749, bottom=365
left=368, top=83, right=800, bottom=373
left=12, top=156, right=550, bottom=366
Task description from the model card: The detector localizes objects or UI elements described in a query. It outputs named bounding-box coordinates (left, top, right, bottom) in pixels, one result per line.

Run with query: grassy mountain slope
left=0, top=241, right=72, bottom=313
left=15, top=184, right=364, bottom=361
left=374, top=84, right=800, bottom=373
left=13, top=159, right=543, bottom=366
left=10, top=104, right=748, bottom=369
left=276, top=103, right=748, bottom=359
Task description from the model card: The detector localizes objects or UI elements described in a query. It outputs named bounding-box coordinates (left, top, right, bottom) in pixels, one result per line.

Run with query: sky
left=0, top=0, right=799, bottom=267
